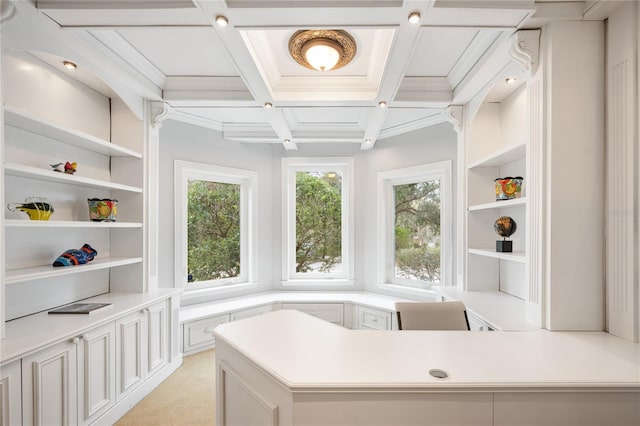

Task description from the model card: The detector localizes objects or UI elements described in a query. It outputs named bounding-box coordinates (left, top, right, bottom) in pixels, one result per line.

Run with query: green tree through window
left=295, top=171, right=342, bottom=273
left=187, top=180, right=240, bottom=283
left=394, top=180, right=441, bottom=282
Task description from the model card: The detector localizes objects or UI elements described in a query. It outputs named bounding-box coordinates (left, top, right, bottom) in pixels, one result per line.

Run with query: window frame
left=174, top=160, right=258, bottom=291
left=281, top=157, right=355, bottom=286
left=377, top=160, right=452, bottom=292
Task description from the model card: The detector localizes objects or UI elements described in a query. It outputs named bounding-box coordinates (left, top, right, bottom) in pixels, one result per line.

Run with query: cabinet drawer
left=282, top=303, right=344, bottom=325
left=183, top=314, right=230, bottom=353
left=356, top=306, right=392, bottom=330
left=230, top=304, right=273, bottom=321
left=467, top=311, right=493, bottom=331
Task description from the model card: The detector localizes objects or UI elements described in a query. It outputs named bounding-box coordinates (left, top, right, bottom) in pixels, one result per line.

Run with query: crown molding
left=378, top=110, right=447, bottom=140
left=166, top=109, right=223, bottom=132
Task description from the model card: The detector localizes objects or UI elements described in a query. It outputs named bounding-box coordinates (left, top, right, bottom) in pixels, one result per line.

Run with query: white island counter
left=214, top=310, right=640, bottom=426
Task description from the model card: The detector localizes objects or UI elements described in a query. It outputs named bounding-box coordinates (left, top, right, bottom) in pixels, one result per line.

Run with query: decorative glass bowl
left=7, top=197, right=54, bottom=220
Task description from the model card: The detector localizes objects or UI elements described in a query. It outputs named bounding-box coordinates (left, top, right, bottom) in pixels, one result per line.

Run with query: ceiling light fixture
left=289, top=29, right=357, bottom=72
left=378, top=101, right=387, bottom=108
left=408, top=12, right=421, bottom=24
left=364, top=139, right=372, bottom=144
left=264, top=102, right=273, bottom=109
left=215, top=15, right=228, bottom=27
left=506, top=77, right=517, bottom=84
left=62, top=60, right=77, bottom=70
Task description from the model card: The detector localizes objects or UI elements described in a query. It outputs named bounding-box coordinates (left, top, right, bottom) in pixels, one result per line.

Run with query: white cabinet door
left=22, top=338, right=78, bottom=426
left=0, top=360, right=22, bottom=426
left=355, top=305, right=392, bottom=330
left=116, top=310, right=145, bottom=401
left=78, top=321, right=116, bottom=425
left=281, top=303, right=344, bottom=326
left=146, top=300, right=168, bottom=377
left=230, top=304, right=273, bottom=321
left=183, top=314, right=230, bottom=354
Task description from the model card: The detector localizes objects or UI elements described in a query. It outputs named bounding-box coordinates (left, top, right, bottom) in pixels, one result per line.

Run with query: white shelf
left=5, top=257, right=143, bottom=285
left=4, top=106, right=142, bottom=158
left=4, top=163, right=143, bottom=193
left=468, top=248, right=526, bottom=263
left=468, top=142, right=526, bottom=169
left=468, top=197, right=527, bottom=211
left=5, top=220, right=142, bottom=228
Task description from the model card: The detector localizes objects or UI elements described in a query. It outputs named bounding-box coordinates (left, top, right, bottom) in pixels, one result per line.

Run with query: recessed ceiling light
left=62, top=61, right=77, bottom=70
left=264, top=102, right=273, bottom=109
left=284, top=139, right=291, bottom=144
left=408, top=12, right=421, bottom=24
left=364, top=139, right=372, bottom=144
left=215, top=15, right=229, bottom=27
left=506, top=77, right=517, bottom=84
left=378, top=101, right=387, bottom=108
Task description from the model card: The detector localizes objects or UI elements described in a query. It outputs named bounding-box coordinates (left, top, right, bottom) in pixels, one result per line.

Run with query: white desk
left=214, top=310, right=640, bottom=426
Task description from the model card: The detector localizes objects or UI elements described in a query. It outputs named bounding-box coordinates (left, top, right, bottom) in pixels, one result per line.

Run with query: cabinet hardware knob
left=71, top=337, right=80, bottom=344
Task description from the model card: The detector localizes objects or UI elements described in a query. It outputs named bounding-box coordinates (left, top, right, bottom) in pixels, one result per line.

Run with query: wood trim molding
left=150, top=101, right=172, bottom=129
left=509, top=30, right=541, bottom=77
left=445, top=106, right=463, bottom=134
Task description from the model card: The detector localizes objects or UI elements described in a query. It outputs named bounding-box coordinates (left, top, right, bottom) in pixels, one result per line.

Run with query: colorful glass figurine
left=7, top=197, right=54, bottom=220
left=52, top=243, right=98, bottom=267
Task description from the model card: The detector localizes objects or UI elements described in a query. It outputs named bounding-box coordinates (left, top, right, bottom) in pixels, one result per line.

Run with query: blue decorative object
left=52, top=243, right=98, bottom=267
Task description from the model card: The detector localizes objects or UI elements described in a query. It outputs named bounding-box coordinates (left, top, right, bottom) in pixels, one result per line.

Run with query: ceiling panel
left=117, top=28, right=240, bottom=76
left=288, top=107, right=365, bottom=125
left=405, top=27, right=479, bottom=76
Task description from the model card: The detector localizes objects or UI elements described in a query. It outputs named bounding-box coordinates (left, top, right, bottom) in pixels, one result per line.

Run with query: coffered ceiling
left=3, top=0, right=600, bottom=150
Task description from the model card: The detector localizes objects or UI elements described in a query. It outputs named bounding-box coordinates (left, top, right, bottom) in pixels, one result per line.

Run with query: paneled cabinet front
left=20, top=321, right=117, bottom=426
left=116, top=310, right=145, bottom=400
left=78, top=322, right=116, bottom=425
left=146, top=300, right=169, bottom=377
left=21, top=338, right=79, bottom=426
left=0, top=359, right=22, bottom=426
left=116, top=301, right=169, bottom=400
left=281, top=303, right=344, bottom=326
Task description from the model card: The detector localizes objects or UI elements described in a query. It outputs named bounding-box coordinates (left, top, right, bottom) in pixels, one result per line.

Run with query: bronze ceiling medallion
left=288, top=29, right=357, bottom=71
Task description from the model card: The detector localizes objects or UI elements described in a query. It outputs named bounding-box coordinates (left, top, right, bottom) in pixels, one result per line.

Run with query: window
left=175, top=160, right=257, bottom=290
left=377, top=161, right=452, bottom=290
left=282, top=158, right=354, bottom=285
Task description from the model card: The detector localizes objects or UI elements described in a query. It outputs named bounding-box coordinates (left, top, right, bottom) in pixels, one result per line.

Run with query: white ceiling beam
left=37, top=1, right=197, bottom=9
left=193, top=0, right=295, bottom=150
left=361, top=1, right=430, bottom=149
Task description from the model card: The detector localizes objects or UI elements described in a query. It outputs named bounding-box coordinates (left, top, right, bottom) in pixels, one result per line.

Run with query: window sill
left=376, top=282, right=439, bottom=300
left=181, top=281, right=260, bottom=306
left=281, top=279, right=355, bottom=288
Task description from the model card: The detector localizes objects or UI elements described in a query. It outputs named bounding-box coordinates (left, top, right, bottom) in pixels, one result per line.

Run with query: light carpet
left=116, top=349, right=216, bottom=426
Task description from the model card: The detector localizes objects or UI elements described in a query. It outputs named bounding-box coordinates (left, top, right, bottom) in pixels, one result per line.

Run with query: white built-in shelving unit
left=2, top=103, right=145, bottom=321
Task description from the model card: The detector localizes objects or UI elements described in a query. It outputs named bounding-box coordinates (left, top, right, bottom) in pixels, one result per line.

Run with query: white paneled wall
left=606, top=2, right=639, bottom=342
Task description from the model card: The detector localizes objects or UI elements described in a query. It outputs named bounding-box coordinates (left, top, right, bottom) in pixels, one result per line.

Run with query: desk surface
left=214, top=310, right=640, bottom=391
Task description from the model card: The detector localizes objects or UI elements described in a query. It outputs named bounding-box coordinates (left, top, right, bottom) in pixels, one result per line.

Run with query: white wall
left=159, top=120, right=458, bottom=303
left=158, top=120, right=275, bottom=302
left=356, top=123, right=458, bottom=298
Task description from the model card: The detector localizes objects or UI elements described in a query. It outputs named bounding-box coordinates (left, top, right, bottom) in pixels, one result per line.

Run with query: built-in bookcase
left=2, top=56, right=145, bottom=322
left=465, top=85, right=528, bottom=301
